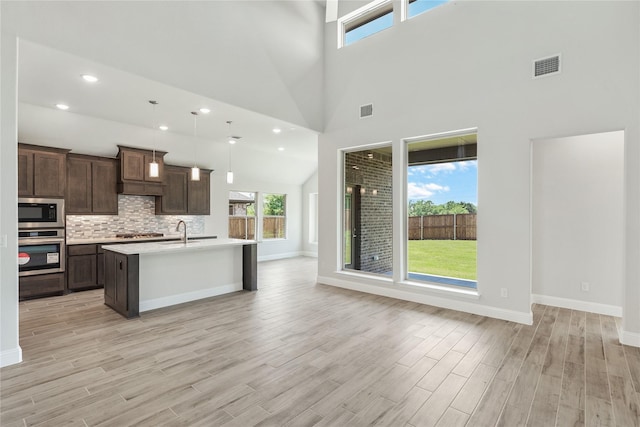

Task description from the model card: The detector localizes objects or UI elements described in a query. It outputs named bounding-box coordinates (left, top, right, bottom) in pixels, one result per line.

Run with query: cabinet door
left=121, top=150, right=145, bottom=181
left=114, top=253, right=128, bottom=313
left=67, top=254, right=97, bottom=290
left=144, top=154, right=164, bottom=183
left=66, top=157, right=93, bottom=214
left=97, top=253, right=105, bottom=287
left=104, top=251, right=116, bottom=306
left=20, top=273, right=65, bottom=299
left=33, top=151, right=66, bottom=197
left=18, top=149, right=34, bottom=196
left=92, top=159, right=118, bottom=214
left=188, top=171, right=210, bottom=215
left=159, top=166, right=188, bottom=214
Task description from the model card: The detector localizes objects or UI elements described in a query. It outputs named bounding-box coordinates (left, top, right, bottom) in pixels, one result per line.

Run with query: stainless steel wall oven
left=18, top=229, right=66, bottom=277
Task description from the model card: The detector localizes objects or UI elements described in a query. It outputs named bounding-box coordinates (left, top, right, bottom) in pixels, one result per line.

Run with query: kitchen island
left=102, top=238, right=257, bottom=318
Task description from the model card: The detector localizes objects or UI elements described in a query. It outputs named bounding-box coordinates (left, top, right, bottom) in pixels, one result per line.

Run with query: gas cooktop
left=115, top=232, right=164, bottom=239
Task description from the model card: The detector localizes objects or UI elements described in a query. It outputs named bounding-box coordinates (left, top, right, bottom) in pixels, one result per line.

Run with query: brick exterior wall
left=345, top=150, right=393, bottom=274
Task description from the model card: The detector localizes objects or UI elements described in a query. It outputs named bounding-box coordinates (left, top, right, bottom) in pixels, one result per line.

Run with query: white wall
left=2, top=1, right=325, bottom=131
left=302, top=170, right=319, bottom=257
left=319, top=1, right=639, bottom=331
left=532, top=131, right=624, bottom=315
left=0, top=34, right=21, bottom=367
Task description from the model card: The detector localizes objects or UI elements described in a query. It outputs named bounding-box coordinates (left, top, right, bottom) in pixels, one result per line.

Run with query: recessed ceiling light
left=278, top=147, right=285, bottom=151
left=56, top=104, right=69, bottom=110
left=199, top=108, right=210, bottom=114
left=159, top=125, right=168, bottom=131
left=272, top=128, right=281, bottom=134
left=81, top=74, right=99, bottom=83
left=228, top=138, right=236, bottom=145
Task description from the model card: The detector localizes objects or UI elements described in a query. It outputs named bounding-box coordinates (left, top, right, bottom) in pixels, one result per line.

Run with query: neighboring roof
left=229, top=191, right=255, bottom=203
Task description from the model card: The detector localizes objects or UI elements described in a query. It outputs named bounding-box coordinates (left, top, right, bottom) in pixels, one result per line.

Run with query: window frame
left=337, top=0, right=394, bottom=48
left=403, top=128, right=479, bottom=291
left=261, top=193, right=287, bottom=240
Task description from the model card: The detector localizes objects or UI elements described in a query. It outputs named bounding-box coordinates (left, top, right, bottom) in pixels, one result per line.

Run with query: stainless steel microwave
left=18, top=198, right=65, bottom=229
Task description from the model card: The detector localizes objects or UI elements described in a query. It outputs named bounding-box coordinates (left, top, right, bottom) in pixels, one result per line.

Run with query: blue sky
left=408, top=160, right=478, bottom=205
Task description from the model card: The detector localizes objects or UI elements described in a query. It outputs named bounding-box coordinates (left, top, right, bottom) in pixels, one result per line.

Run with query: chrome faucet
left=175, top=220, right=188, bottom=243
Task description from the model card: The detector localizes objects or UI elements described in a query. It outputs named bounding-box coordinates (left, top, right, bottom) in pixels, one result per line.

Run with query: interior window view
left=406, top=133, right=477, bottom=289
left=262, top=193, right=286, bottom=239
left=228, top=191, right=256, bottom=240
left=343, top=147, right=393, bottom=275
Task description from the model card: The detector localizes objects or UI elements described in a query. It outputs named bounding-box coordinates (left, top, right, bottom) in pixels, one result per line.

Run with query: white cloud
left=457, top=160, right=477, bottom=172
left=407, top=182, right=450, bottom=199
left=423, top=163, right=456, bottom=175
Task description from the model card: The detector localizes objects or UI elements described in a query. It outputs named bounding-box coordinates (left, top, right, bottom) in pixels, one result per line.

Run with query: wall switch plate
left=501, top=288, right=508, bottom=298
left=581, top=282, right=590, bottom=292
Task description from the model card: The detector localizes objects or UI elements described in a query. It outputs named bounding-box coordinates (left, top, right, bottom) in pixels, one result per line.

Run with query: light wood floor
left=1, top=257, right=639, bottom=426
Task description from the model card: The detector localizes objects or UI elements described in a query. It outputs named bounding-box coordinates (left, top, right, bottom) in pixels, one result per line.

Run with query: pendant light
left=226, top=120, right=234, bottom=184
left=148, top=100, right=160, bottom=178
left=191, top=111, right=200, bottom=181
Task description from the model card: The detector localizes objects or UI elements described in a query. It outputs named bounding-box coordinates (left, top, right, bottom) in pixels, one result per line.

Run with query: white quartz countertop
left=101, top=238, right=256, bottom=255
left=67, top=235, right=217, bottom=245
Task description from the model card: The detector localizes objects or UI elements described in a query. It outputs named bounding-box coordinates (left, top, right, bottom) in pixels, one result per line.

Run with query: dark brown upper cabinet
left=156, top=166, right=211, bottom=215
left=18, top=144, right=69, bottom=198
left=188, top=170, right=211, bottom=215
left=66, top=154, right=118, bottom=215
left=117, top=146, right=166, bottom=196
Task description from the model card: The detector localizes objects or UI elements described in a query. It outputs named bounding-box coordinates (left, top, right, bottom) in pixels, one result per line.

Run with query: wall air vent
left=533, top=54, right=561, bottom=78
left=360, top=104, right=373, bottom=118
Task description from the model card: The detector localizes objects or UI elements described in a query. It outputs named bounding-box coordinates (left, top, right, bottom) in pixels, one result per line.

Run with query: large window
left=228, top=191, right=256, bottom=240
left=338, top=0, right=393, bottom=48
left=263, top=193, right=286, bottom=239
left=343, top=146, right=393, bottom=275
left=406, top=132, right=477, bottom=289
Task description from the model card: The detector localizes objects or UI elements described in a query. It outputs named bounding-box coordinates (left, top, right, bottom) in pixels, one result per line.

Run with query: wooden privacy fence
left=228, top=216, right=256, bottom=240
left=228, top=216, right=286, bottom=239
left=408, top=214, right=476, bottom=240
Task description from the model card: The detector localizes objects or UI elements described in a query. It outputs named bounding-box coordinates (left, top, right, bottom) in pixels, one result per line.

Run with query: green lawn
left=408, top=240, right=477, bottom=280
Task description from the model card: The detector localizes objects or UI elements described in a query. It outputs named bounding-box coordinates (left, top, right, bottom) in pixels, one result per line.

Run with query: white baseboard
left=300, top=251, right=318, bottom=258
left=620, top=330, right=640, bottom=348
left=531, top=294, right=622, bottom=317
left=318, top=275, right=532, bottom=325
left=258, top=252, right=303, bottom=262
left=0, top=346, right=22, bottom=367
left=140, top=283, right=242, bottom=312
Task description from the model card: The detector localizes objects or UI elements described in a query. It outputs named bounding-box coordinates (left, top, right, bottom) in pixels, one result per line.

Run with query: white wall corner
left=0, top=346, right=23, bottom=368
left=619, top=330, right=640, bottom=348
left=531, top=294, right=622, bottom=317
left=318, top=275, right=533, bottom=325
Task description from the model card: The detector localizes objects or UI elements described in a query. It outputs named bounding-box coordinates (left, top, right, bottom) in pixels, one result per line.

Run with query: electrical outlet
left=372, top=255, right=379, bottom=261
left=501, top=288, right=508, bottom=298
left=581, top=282, right=590, bottom=292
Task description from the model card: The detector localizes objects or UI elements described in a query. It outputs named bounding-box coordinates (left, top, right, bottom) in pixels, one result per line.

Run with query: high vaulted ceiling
left=5, top=1, right=325, bottom=185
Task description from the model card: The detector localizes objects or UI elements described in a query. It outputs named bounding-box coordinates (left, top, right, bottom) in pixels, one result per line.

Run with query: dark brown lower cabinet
left=67, top=244, right=101, bottom=291
left=104, top=250, right=139, bottom=319
left=19, top=273, right=65, bottom=300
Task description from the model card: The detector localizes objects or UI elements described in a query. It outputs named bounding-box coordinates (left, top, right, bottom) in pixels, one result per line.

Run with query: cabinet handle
left=119, top=261, right=122, bottom=270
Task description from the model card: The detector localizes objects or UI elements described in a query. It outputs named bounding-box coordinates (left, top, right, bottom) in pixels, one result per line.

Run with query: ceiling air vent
left=360, top=104, right=373, bottom=119
left=533, top=54, right=561, bottom=78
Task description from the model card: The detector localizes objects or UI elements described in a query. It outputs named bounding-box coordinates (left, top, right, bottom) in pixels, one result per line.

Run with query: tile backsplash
left=66, top=195, right=205, bottom=239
